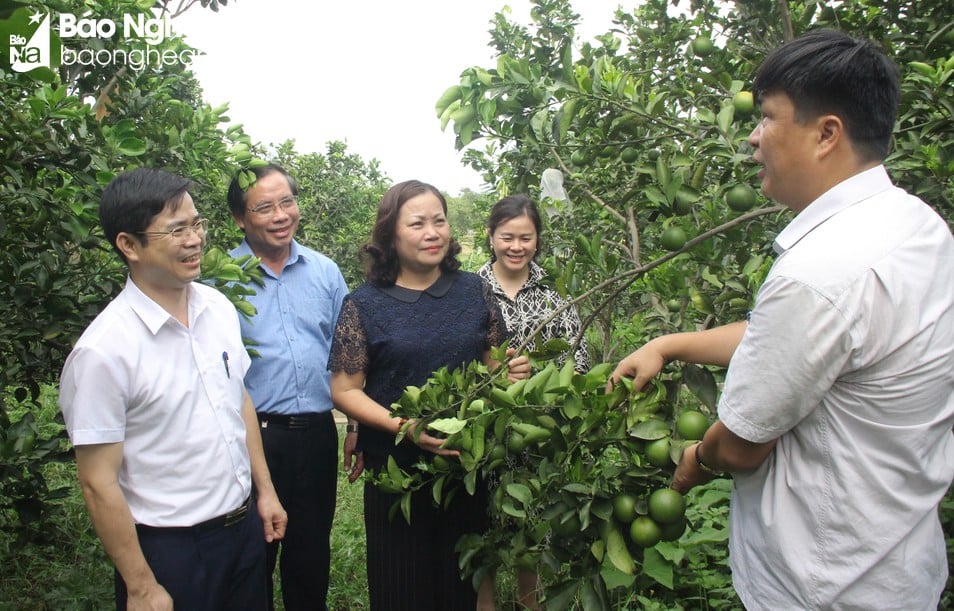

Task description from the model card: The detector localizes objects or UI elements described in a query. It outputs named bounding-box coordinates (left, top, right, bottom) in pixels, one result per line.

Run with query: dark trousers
left=363, top=454, right=489, bottom=611
left=116, top=505, right=266, bottom=611
left=258, top=411, right=338, bottom=611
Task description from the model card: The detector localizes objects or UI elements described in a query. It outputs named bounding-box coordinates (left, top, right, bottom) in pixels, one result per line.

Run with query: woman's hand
left=505, top=347, right=531, bottom=382
left=404, top=419, right=462, bottom=457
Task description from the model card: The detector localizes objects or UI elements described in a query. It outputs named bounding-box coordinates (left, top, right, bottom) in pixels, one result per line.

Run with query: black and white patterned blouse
left=477, top=261, right=590, bottom=371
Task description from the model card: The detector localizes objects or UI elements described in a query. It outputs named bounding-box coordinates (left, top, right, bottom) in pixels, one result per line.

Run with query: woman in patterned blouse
left=476, top=194, right=590, bottom=610
left=477, top=194, right=590, bottom=372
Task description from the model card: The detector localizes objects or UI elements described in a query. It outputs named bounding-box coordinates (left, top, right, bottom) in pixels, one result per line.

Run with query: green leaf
left=682, top=364, right=718, bottom=410
left=502, top=501, right=527, bottom=519
left=115, top=138, right=147, bottom=156
left=642, top=547, right=674, bottom=589
left=630, top=418, right=670, bottom=440
left=506, top=483, right=532, bottom=506
left=427, top=417, right=467, bottom=435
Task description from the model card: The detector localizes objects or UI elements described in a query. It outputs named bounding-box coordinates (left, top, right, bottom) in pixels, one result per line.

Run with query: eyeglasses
left=137, top=218, right=210, bottom=241
left=247, top=195, right=298, bottom=216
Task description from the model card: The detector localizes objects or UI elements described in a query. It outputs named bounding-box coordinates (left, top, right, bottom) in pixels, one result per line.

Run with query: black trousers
left=363, top=453, right=489, bottom=611
left=258, top=411, right=338, bottom=611
left=116, top=505, right=267, bottom=610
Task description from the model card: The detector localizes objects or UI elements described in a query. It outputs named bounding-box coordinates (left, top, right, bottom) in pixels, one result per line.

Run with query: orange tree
left=0, top=0, right=263, bottom=542
left=371, top=0, right=953, bottom=607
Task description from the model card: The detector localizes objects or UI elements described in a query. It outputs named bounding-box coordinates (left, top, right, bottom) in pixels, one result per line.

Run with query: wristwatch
left=694, top=442, right=723, bottom=476
left=346, top=423, right=359, bottom=434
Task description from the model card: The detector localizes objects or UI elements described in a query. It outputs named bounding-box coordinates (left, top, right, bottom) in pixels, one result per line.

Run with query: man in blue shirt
left=227, top=164, right=353, bottom=611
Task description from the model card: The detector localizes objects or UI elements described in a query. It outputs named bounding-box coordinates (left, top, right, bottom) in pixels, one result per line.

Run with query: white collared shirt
left=59, top=278, right=253, bottom=526
left=719, top=166, right=954, bottom=610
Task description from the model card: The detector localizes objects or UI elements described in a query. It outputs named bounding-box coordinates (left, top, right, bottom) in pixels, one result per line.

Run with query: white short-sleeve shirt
left=719, top=166, right=954, bottom=610
left=59, top=278, right=253, bottom=527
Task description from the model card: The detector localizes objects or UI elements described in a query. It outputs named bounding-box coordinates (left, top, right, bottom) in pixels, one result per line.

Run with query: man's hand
left=343, top=430, right=364, bottom=484
left=256, top=493, right=287, bottom=543
left=607, top=342, right=667, bottom=393
left=671, top=442, right=714, bottom=494
left=126, top=582, right=173, bottom=611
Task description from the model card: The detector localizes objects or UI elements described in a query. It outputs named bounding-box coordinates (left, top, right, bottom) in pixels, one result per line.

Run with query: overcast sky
left=175, top=1, right=629, bottom=195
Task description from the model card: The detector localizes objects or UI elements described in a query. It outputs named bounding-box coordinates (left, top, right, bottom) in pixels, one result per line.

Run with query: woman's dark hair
left=100, top=168, right=192, bottom=263
left=486, top=194, right=544, bottom=261
left=361, top=180, right=461, bottom=286
left=226, top=163, right=298, bottom=218
left=753, top=29, right=900, bottom=162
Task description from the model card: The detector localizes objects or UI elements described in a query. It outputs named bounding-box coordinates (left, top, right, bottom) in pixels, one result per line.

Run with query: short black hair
left=100, top=168, right=192, bottom=263
left=226, top=163, right=298, bottom=218
left=753, top=29, right=900, bottom=162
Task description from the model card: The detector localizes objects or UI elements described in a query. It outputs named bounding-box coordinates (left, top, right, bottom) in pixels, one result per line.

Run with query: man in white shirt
left=610, top=30, right=954, bottom=610
left=59, top=168, right=287, bottom=610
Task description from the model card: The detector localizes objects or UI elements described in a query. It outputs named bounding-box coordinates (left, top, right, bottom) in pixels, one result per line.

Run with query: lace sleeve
left=328, top=297, right=369, bottom=375
left=482, top=279, right=509, bottom=349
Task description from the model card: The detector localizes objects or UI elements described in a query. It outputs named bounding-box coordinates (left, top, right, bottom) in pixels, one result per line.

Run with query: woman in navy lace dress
left=329, top=180, right=529, bottom=610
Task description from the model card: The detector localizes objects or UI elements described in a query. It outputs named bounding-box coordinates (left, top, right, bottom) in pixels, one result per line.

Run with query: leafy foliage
left=371, top=348, right=738, bottom=608
left=438, top=0, right=952, bottom=367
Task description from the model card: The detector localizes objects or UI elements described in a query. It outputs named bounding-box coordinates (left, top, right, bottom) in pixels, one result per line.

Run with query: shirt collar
left=380, top=271, right=457, bottom=303
left=124, top=276, right=207, bottom=334
left=233, top=238, right=305, bottom=275
left=478, top=261, right=545, bottom=298
left=773, top=165, right=893, bottom=255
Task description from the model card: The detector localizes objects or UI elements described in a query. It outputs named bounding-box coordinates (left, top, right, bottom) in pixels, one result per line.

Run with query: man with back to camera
left=610, top=30, right=954, bottom=609
left=59, top=167, right=287, bottom=610
left=226, top=163, right=355, bottom=610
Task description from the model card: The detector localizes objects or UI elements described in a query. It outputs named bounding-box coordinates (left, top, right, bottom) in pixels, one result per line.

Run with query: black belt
left=136, top=496, right=250, bottom=535
left=257, top=411, right=329, bottom=430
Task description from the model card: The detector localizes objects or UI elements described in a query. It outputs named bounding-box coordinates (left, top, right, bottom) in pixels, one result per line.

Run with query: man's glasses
left=137, top=218, right=210, bottom=241
left=247, top=195, right=298, bottom=216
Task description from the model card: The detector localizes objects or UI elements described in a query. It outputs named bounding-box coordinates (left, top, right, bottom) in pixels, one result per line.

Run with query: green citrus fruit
left=621, top=147, right=640, bottom=163
left=570, top=150, right=590, bottom=167
left=647, top=488, right=686, bottom=524
left=552, top=512, right=581, bottom=536
left=644, top=437, right=672, bottom=468
left=507, top=431, right=527, bottom=453
left=613, top=493, right=638, bottom=524
left=732, top=90, right=755, bottom=116
left=629, top=516, right=662, bottom=548
left=726, top=184, right=757, bottom=212
left=659, top=516, right=687, bottom=541
left=665, top=298, right=683, bottom=313
left=660, top=226, right=688, bottom=251
left=672, top=190, right=695, bottom=215
left=489, top=443, right=507, bottom=461
left=676, top=410, right=709, bottom=441
left=599, top=145, right=616, bottom=158
left=691, top=36, right=714, bottom=57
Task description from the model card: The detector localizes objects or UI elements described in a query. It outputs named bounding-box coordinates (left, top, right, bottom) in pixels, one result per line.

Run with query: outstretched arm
left=608, top=321, right=748, bottom=391
left=331, top=370, right=460, bottom=456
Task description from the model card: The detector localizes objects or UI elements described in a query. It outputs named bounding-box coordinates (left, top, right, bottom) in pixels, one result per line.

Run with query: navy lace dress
left=328, top=271, right=507, bottom=610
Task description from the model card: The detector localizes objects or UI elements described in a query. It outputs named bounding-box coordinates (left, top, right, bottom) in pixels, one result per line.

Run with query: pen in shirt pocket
left=222, top=351, right=230, bottom=378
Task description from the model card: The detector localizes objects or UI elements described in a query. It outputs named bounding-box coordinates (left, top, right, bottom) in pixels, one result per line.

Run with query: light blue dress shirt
left=231, top=239, right=348, bottom=415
